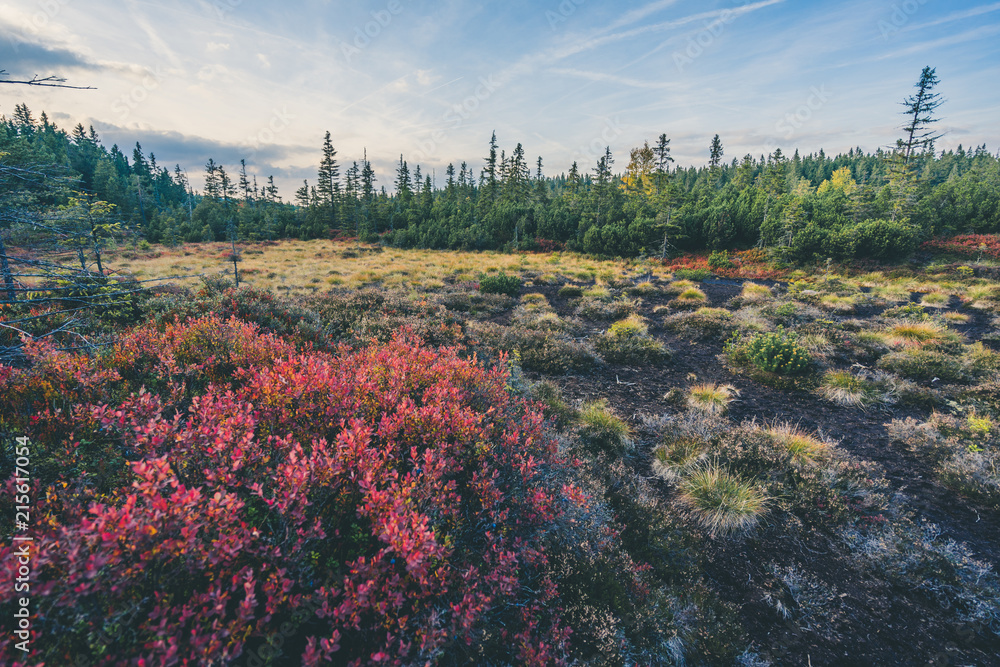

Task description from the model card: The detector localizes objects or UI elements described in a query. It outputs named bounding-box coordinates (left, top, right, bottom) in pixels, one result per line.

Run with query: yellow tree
left=622, top=141, right=656, bottom=197
left=817, top=167, right=857, bottom=197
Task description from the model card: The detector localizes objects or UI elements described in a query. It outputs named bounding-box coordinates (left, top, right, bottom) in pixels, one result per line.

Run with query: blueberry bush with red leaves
left=921, top=234, right=1000, bottom=261
left=0, top=315, right=719, bottom=666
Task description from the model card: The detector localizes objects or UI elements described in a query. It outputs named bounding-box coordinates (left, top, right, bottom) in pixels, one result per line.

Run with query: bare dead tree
left=0, top=69, right=95, bottom=90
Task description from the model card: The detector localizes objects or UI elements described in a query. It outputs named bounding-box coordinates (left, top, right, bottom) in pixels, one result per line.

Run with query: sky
left=1, top=0, right=999, bottom=196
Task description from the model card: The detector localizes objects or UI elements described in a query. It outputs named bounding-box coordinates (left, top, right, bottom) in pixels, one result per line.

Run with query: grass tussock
left=740, top=282, right=773, bottom=303
left=819, top=294, right=857, bottom=314
left=884, top=320, right=961, bottom=348
left=578, top=399, right=632, bottom=454
left=652, top=436, right=708, bottom=482
left=678, top=463, right=769, bottom=537
left=687, top=383, right=740, bottom=416
left=766, top=424, right=829, bottom=463
left=575, top=295, right=640, bottom=320
left=627, top=280, right=660, bottom=296
left=662, top=307, right=736, bottom=339
left=920, top=291, right=950, bottom=308
left=818, top=369, right=897, bottom=409
left=595, top=315, right=671, bottom=364
left=669, top=286, right=708, bottom=310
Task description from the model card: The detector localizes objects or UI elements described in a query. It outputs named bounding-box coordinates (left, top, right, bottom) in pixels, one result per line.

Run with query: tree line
left=2, top=67, right=998, bottom=264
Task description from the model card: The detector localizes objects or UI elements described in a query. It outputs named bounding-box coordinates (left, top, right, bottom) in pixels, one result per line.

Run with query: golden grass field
left=99, top=239, right=1000, bottom=313
left=107, top=240, right=673, bottom=294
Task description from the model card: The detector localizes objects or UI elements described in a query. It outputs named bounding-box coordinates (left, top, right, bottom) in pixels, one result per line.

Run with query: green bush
left=707, top=250, right=734, bottom=269
left=674, top=268, right=713, bottom=281
left=855, top=218, right=919, bottom=260
left=478, top=271, right=523, bottom=297
left=741, top=329, right=812, bottom=376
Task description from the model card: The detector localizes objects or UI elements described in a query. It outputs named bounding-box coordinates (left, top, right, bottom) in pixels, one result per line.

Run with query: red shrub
left=0, top=330, right=576, bottom=665
left=663, top=251, right=788, bottom=280
left=921, top=234, right=1000, bottom=259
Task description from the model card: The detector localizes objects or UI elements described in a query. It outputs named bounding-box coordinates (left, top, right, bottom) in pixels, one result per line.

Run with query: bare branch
left=0, top=69, right=95, bottom=90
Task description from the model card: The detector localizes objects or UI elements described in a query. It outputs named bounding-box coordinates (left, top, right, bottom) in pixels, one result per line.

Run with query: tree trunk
left=0, top=234, right=16, bottom=302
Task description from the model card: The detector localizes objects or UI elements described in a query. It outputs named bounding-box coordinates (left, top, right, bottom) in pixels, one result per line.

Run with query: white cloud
left=206, top=41, right=231, bottom=52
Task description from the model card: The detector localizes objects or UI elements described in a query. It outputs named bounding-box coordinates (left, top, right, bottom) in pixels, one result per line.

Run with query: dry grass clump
left=575, top=295, right=640, bottom=320
left=819, top=294, right=857, bottom=314
left=557, top=284, right=584, bottom=298
left=627, top=280, right=660, bottom=296
left=678, top=463, right=769, bottom=537
left=740, top=282, right=773, bottom=303
left=818, top=369, right=897, bottom=409
left=920, top=291, right=950, bottom=308
left=595, top=315, right=671, bottom=364
left=520, top=292, right=549, bottom=309
left=668, top=286, right=708, bottom=311
left=663, top=279, right=697, bottom=294
left=884, top=320, right=961, bottom=348
left=962, top=284, right=1000, bottom=311
left=662, top=307, right=736, bottom=339
left=578, top=399, right=632, bottom=454
left=607, top=313, right=647, bottom=337
left=687, top=383, right=739, bottom=416
left=652, top=436, right=708, bottom=482
left=766, top=424, right=829, bottom=463
left=942, top=311, right=970, bottom=323
left=871, top=283, right=912, bottom=304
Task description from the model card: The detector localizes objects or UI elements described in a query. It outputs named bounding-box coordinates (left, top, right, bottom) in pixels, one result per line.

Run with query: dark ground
left=513, top=280, right=1000, bottom=666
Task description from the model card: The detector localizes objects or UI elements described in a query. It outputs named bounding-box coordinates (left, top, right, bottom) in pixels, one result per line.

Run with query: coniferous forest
left=3, top=82, right=998, bottom=264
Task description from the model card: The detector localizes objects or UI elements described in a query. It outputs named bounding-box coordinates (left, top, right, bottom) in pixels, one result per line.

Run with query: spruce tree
left=317, top=131, right=340, bottom=229
left=900, top=66, right=944, bottom=165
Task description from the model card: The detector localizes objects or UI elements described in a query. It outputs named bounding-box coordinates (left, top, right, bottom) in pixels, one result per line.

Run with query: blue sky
left=2, top=0, right=999, bottom=195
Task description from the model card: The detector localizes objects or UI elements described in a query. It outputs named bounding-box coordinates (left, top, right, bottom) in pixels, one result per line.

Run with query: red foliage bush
left=921, top=234, right=1000, bottom=260
left=531, top=238, right=567, bottom=253
left=1, top=324, right=581, bottom=665
left=663, top=251, right=788, bottom=280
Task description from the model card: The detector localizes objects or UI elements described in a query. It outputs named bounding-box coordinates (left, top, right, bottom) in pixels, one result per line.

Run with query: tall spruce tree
left=317, top=131, right=340, bottom=229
